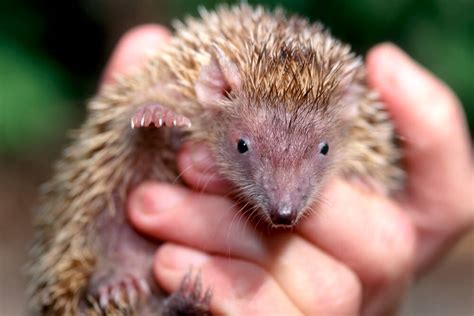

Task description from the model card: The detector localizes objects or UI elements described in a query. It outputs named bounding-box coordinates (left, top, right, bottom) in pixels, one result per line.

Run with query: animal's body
left=28, top=4, right=403, bottom=315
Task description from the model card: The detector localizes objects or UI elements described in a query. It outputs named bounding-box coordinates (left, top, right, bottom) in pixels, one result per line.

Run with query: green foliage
left=0, top=38, right=74, bottom=154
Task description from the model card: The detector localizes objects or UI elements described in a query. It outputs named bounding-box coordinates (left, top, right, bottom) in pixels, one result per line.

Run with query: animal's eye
left=319, top=142, right=329, bottom=155
left=237, top=139, right=249, bottom=153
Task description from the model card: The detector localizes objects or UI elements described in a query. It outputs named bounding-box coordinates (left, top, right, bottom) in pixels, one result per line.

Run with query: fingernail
left=130, top=184, right=186, bottom=216
left=379, top=44, right=421, bottom=86
left=156, top=245, right=209, bottom=271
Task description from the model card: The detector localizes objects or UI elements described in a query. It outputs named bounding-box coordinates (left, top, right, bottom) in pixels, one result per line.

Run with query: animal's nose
left=269, top=205, right=296, bottom=227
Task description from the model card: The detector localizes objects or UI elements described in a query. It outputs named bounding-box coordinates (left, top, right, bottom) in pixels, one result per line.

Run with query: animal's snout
left=269, top=205, right=297, bottom=227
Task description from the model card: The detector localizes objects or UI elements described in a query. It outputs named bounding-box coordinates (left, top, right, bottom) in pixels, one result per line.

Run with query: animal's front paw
left=94, top=273, right=150, bottom=310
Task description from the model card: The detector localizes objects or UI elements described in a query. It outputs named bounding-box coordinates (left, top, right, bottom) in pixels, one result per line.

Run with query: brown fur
left=27, top=4, right=403, bottom=315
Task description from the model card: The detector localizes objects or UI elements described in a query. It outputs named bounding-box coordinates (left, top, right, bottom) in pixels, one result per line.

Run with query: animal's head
left=194, top=43, right=363, bottom=227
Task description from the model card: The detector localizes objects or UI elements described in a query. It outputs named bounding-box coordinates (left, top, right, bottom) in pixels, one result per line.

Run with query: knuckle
left=336, top=269, right=363, bottom=310
left=370, top=217, right=416, bottom=289
left=425, top=86, right=464, bottom=135
left=394, top=226, right=416, bottom=276
left=318, top=266, right=363, bottom=314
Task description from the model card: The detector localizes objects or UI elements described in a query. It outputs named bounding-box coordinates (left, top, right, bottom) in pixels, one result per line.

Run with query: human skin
left=101, top=25, right=474, bottom=315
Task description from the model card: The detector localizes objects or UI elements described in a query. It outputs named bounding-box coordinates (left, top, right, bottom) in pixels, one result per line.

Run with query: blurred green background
left=0, top=0, right=473, bottom=158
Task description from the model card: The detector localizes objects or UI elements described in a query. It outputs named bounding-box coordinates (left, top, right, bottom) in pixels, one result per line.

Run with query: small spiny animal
left=28, top=4, right=404, bottom=315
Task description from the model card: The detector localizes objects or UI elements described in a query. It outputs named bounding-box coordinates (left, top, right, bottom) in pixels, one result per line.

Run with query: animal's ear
left=195, top=44, right=241, bottom=109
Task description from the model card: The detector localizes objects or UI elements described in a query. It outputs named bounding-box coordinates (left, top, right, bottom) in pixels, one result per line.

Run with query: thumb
left=101, top=24, right=170, bottom=86
left=367, top=43, right=472, bottom=217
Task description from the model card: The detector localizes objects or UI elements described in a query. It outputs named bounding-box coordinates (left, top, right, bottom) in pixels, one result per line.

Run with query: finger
left=128, top=182, right=266, bottom=259
left=177, top=143, right=233, bottom=195
left=101, top=24, right=171, bottom=86
left=366, top=43, right=473, bottom=226
left=262, top=234, right=362, bottom=315
left=129, top=183, right=362, bottom=315
left=367, top=43, right=474, bottom=273
left=155, top=244, right=303, bottom=316
left=297, top=179, right=415, bottom=314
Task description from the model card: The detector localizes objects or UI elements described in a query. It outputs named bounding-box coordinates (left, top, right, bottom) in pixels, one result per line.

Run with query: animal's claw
left=96, top=274, right=150, bottom=309
left=162, top=271, right=212, bottom=316
left=131, top=104, right=191, bottom=129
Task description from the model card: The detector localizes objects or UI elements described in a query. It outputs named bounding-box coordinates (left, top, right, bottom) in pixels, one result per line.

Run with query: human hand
left=104, top=25, right=474, bottom=315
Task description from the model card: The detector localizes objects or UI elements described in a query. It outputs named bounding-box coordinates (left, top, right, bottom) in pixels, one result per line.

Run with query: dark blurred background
left=0, top=0, right=472, bottom=315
